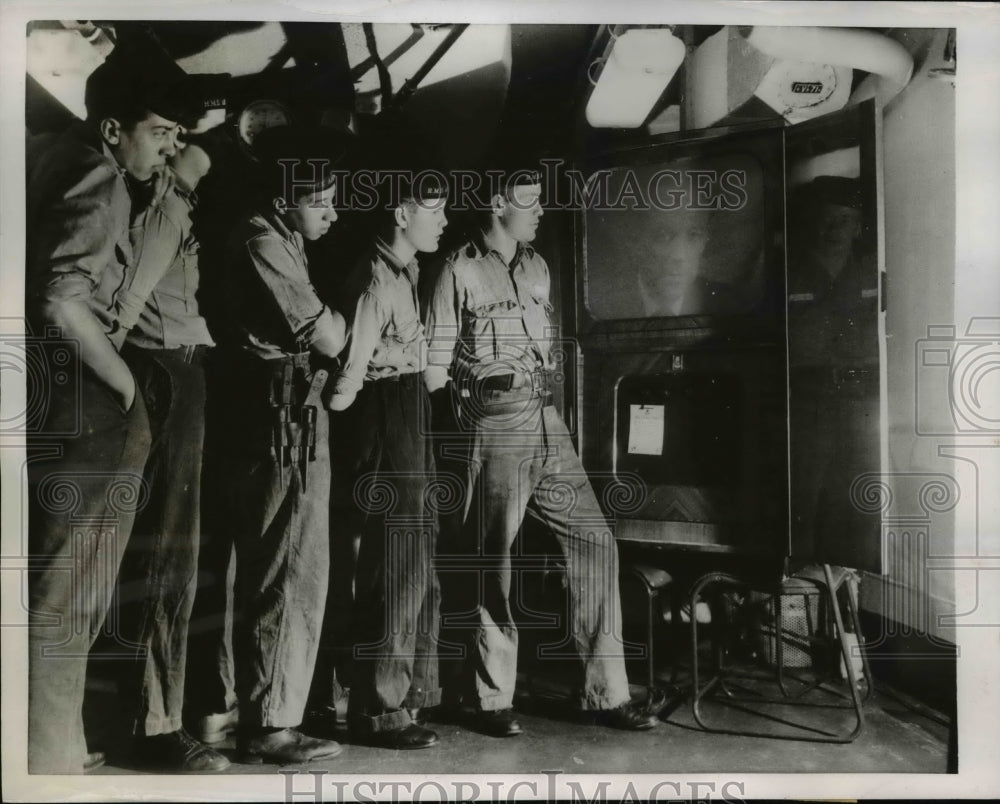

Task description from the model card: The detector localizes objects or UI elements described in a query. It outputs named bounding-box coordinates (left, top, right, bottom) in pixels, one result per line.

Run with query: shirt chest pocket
left=521, top=294, right=554, bottom=342
left=463, top=298, right=521, bottom=360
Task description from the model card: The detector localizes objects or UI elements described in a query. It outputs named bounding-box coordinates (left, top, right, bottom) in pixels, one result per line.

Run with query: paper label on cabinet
left=627, top=404, right=665, bottom=455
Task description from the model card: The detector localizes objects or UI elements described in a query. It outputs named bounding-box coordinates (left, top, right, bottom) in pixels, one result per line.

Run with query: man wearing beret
left=326, top=169, right=448, bottom=750
left=24, top=44, right=206, bottom=774
left=422, top=167, right=659, bottom=737
left=220, top=125, right=349, bottom=764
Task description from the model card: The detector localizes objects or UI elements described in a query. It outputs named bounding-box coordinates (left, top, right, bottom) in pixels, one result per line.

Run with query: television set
left=575, top=124, right=788, bottom=556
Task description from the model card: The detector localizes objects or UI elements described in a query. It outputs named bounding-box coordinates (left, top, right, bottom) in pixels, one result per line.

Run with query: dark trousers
left=28, top=368, right=151, bottom=773
left=185, top=349, right=239, bottom=719
left=347, top=374, right=441, bottom=734
left=308, top=410, right=364, bottom=710
left=224, top=355, right=331, bottom=728
left=445, top=400, right=631, bottom=713
left=115, top=345, right=207, bottom=736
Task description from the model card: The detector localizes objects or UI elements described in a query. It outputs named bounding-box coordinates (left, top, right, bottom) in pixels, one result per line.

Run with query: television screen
left=584, top=150, right=773, bottom=321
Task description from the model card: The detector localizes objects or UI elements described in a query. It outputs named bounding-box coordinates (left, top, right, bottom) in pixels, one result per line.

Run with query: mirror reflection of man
left=788, top=175, right=876, bottom=368
left=787, top=175, right=880, bottom=569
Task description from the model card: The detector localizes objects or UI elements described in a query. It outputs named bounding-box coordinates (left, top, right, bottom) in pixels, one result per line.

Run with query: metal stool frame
left=689, top=563, right=873, bottom=743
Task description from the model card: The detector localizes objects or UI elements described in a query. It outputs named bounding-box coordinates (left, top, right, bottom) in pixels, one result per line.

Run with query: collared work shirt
left=225, top=210, right=337, bottom=360
left=120, top=175, right=214, bottom=349
left=333, top=239, right=427, bottom=396
left=26, top=123, right=134, bottom=337
left=422, top=231, right=555, bottom=391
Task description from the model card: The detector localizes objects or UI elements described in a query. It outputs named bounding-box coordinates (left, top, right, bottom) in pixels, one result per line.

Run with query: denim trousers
left=347, top=374, right=442, bottom=734
left=444, top=400, right=632, bottom=713
left=115, top=344, right=207, bottom=736
left=27, top=368, right=152, bottom=773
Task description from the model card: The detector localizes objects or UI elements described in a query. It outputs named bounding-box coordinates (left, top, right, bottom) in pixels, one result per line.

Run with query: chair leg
left=669, top=591, right=682, bottom=685
left=686, top=567, right=868, bottom=743
left=843, top=569, right=875, bottom=703
left=775, top=593, right=788, bottom=695
left=822, top=563, right=865, bottom=742
left=646, top=588, right=656, bottom=693
left=690, top=573, right=715, bottom=728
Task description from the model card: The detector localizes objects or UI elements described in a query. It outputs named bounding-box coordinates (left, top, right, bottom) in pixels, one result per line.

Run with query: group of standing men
left=26, top=45, right=658, bottom=775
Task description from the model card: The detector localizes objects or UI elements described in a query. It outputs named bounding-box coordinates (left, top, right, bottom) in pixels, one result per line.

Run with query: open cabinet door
left=785, top=98, right=885, bottom=573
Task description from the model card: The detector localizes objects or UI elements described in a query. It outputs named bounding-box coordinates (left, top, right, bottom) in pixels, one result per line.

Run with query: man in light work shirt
left=327, top=171, right=448, bottom=750
left=110, top=129, right=230, bottom=772
left=220, top=125, right=350, bottom=764
left=422, top=167, right=659, bottom=738
left=24, top=48, right=191, bottom=774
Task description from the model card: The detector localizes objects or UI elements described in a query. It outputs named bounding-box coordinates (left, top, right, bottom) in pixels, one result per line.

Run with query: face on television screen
left=584, top=152, right=769, bottom=320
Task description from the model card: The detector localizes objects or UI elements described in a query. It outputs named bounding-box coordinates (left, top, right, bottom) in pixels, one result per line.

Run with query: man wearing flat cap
left=24, top=42, right=214, bottom=774
left=422, top=166, right=660, bottom=737
left=326, top=167, right=448, bottom=750
left=220, top=125, right=351, bottom=764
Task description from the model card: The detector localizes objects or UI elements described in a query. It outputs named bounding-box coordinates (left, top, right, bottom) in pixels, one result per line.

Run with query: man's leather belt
left=469, top=368, right=554, bottom=395
left=123, top=342, right=210, bottom=365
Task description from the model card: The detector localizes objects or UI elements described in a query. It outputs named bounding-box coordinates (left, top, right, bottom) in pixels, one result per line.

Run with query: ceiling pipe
left=740, top=26, right=914, bottom=105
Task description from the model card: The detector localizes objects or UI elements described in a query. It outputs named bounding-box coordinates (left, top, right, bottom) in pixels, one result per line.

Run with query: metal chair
left=688, top=563, right=873, bottom=743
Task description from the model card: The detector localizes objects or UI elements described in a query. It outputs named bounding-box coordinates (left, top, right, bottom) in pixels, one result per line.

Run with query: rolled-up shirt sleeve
left=333, top=290, right=386, bottom=395
left=422, top=261, right=460, bottom=392
left=244, top=232, right=335, bottom=352
left=29, top=162, right=128, bottom=305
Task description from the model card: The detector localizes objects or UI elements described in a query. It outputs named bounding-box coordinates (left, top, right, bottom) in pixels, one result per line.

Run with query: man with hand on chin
left=108, top=127, right=234, bottom=773
left=220, top=125, right=351, bottom=764
left=327, top=169, right=448, bottom=750
left=24, top=46, right=195, bottom=774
